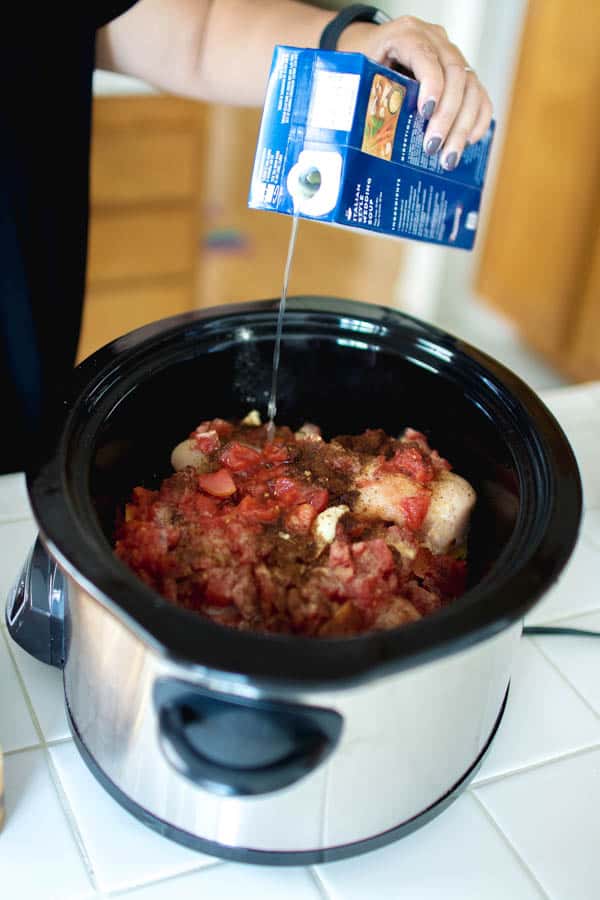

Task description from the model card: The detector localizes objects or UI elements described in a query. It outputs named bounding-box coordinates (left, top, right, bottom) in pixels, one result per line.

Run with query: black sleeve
left=93, top=0, right=140, bottom=29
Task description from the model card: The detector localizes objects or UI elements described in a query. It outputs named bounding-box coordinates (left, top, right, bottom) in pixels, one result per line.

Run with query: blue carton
left=249, top=46, right=495, bottom=250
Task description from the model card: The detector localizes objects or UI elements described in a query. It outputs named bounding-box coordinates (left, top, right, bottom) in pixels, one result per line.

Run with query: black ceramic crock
left=6, top=296, right=582, bottom=862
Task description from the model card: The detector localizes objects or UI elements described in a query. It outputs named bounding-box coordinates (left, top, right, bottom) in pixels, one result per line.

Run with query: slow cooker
left=6, top=297, right=581, bottom=864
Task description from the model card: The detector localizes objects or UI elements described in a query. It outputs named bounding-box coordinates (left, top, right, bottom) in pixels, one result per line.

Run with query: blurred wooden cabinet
left=195, top=106, right=404, bottom=309
left=477, top=0, right=600, bottom=381
left=78, top=95, right=204, bottom=360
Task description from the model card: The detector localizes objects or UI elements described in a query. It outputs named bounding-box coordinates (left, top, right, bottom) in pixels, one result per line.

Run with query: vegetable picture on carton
left=362, top=75, right=405, bottom=161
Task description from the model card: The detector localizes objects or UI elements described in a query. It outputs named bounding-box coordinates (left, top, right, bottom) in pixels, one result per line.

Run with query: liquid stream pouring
left=249, top=45, right=495, bottom=429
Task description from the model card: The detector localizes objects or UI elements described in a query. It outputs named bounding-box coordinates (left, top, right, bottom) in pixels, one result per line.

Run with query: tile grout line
left=1, top=626, right=46, bottom=747
left=46, top=734, right=76, bottom=748
left=1, top=627, right=101, bottom=893
left=528, top=636, right=600, bottom=722
left=0, top=513, right=36, bottom=526
left=107, top=859, right=226, bottom=897
left=308, top=865, right=334, bottom=900
left=3, top=743, right=43, bottom=758
left=526, top=602, right=600, bottom=629
left=44, top=748, right=103, bottom=894
left=472, top=740, right=600, bottom=790
left=3, top=738, right=74, bottom=758
left=470, top=791, right=551, bottom=900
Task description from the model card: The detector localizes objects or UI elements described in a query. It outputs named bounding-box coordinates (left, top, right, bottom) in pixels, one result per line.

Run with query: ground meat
left=115, top=416, right=470, bottom=637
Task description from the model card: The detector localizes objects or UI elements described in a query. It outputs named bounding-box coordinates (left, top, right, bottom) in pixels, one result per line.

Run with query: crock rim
left=27, top=296, right=583, bottom=686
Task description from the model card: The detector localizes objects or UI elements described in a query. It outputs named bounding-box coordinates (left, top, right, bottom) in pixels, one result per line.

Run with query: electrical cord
left=523, top=626, right=600, bottom=639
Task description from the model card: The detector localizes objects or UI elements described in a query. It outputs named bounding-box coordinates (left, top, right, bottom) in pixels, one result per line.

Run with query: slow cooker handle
left=5, top=537, right=65, bottom=669
left=155, top=678, right=343, bottom=796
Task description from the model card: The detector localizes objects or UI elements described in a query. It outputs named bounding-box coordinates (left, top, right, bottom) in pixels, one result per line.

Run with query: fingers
left=437, top=74, right=482, bottom=170
left=368, top=18, right=494, bottom=164
left=420, top=34, right=467, bottom=154
left=469, top=93, right=494, bottom=145
left=377, top=20, right=444, bottom=118
left=403, top=37, right=445, bottom=119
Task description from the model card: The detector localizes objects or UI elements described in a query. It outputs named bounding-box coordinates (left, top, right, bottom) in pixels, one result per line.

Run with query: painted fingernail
left=425, top=136, right=442, bottom=156
left=444, top=152, right=459, bottom=171
left=422, top=99, right=436, bottom=120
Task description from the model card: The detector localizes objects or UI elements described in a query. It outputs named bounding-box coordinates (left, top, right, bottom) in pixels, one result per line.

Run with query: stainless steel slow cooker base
left=9, top=299, right=582, bottom=865
left=66, top=688, right=508, bottom=865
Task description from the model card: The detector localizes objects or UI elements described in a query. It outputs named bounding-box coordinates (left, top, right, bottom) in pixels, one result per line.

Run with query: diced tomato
left=244, top=463, right=288, bottom=493
left=382, top=446, right=434, bottom=484
left=165, top=527, right=181, bottom=550
left=270, top=477, right=328, bottom=513
left=115, top=521, right=170, bottom=574
left=222, top=519, right=262, bottom=565
left=235, top=495, right=281, bottom=524
left=328, top=538, right=353, bottom=570
left=402, top=428, right=429, bottom=448
left=243, top=479, right=272, bottom=499
left=203, top=564, right=256, bottom=609
left=340, top=541, right=397, bottom=610
left=132, top=485, right=155, bottom=502
left=191, top=429, right=220, bottom=453
left=404, top=580, right=441, bottom=615
left=123, top=487, right=157, bottom=523
left=351, top=539, right=395, bottom=577
left=262, top=441, right=291, bottom=464
left=220, top=441, right=262, bottom=473
left=306, top=487, right=329, bottom=513
left=212, top=418, right=235, bottom=438
left=285, top=503, right=318, bottom=534
left=131, top=486, right=157, bottom=511
left=194, top=418, right=234, bottom=440
left=270, top=477, right=302, bottom=506
left=401, top=430, right=451, bottom=473
left=401, top=492, right=431, bottom=531
left=198, top=468, right=237, bottom=498
left=194, top=494, right=221, bottom=516
left=254, top=563, right=278, bottom=613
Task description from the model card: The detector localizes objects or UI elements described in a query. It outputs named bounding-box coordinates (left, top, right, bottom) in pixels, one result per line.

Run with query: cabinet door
left=78, top=96, right=204, bottom=361
left=476, top=0, right=600, bottom=381
left=567, top=227, right=600, bottom=378
left=79, top=282, right=192, bottom=359
left=87, top=207, right=196, bottom=284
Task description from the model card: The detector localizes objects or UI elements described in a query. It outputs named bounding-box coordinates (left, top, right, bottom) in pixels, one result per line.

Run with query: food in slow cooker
left=115, top=414, right=476, bottom=637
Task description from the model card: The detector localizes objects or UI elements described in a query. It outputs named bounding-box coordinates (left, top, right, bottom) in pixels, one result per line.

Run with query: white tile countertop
left=1, top=381, right=600, bottom=900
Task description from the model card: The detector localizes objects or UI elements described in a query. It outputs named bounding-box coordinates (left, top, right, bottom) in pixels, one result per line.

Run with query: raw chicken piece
left=354, top=464, right=424, bottom=523
left=353, top=462, right=475, bottom=555
left=422, top=470, right=476, bottom=555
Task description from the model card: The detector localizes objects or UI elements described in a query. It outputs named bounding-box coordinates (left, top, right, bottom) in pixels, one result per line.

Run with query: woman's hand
left=339, top=15, right=493, bottom=170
